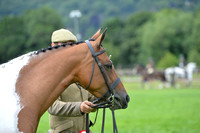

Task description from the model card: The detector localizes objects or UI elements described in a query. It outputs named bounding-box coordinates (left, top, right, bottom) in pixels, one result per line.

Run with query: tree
left=139, top=9, right=193, bottom=64
left=103, top=18, right=125, bottom=66
left=103, top=12, right=153, bottom=67
left=122, top=12, right=153, bottom=65
left=0, top=6, right=63, bottom=64
left=0, top=16, right=26, bottom=63
left=188, top=8, right=200, bottom=65
left=157, top=51, right=178, bottom=69
left=23, top=6, right=63, bottom=51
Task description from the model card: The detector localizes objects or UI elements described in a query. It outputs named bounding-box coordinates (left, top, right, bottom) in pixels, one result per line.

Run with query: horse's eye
left=104, top=63, right=112, bottom=70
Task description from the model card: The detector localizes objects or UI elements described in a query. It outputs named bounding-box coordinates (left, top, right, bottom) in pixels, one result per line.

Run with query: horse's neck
left=16, top=44, right=87, bottom=130
left=21, top=46, right=85, bottom=108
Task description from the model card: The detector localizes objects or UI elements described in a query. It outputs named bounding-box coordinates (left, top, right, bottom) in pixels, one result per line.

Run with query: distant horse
left=135, top=64, right=166, bottom=88
left=141, top=70, right=166, bottom=89
left=141, top=70, right=166, bottom=82
left=0, top=29, right=130, bottom=133
left=164, top=62, right=197, bottom=87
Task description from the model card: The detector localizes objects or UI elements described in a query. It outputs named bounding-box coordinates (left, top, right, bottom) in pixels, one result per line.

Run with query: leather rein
left=84, top=40, right=120, bottom=133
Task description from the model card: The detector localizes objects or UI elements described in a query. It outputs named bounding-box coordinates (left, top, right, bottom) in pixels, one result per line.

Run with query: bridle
left=84, top=40, right=121, bottom=133
left=85, top=40, right=120, bottom=108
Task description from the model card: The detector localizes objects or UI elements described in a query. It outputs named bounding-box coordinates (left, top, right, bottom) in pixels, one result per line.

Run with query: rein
left=84, top=40, right=120, bottom=133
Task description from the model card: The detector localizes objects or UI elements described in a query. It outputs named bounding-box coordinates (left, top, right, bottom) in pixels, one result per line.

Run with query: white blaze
left=0, top=52, right=35, bottom=132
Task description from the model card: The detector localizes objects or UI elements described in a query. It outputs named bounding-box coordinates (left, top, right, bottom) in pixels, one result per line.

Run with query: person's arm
left=48, top=97, right=83, bottom=117
left=48, top=97, right=95, bottom=117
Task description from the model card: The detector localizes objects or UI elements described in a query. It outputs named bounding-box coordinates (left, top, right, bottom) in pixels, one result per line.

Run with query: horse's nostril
left=126, top=95, right=130, bottom=103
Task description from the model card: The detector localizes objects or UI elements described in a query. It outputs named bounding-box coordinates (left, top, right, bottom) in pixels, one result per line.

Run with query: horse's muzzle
left=122, top=94, right=130, bottom=109
left=112, top=92, right=130, bottom=110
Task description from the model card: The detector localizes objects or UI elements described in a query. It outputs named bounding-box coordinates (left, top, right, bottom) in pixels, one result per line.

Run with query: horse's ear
left=97, top=27, right=107, bottom=48
left=91, top=28, right=102, bottom=40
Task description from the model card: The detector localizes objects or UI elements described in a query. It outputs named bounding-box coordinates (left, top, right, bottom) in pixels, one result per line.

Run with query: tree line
left=0, top=6, right=200, bottom=68
left=1, top=0, right=200, bottom=40
left=0, top=7, right=63, bottom=64
left=103, top=8, right=200, bottom=68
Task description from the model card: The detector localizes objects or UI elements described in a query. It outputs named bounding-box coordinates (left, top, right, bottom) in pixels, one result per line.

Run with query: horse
left=164, top=62, right=197, bottom=87
left=135, top=64, right=166, bottom=89
left=0, top=28, right=130, bottom=133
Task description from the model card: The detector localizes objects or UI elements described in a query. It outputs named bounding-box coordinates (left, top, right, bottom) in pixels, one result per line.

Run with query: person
left=146, top=57, right=155, bottom=75
left=179, top=54, right=185, bottom=68
left=48, top=29, right=96, bottom=133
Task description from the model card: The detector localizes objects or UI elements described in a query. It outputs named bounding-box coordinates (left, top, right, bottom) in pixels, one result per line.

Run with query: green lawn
left=37, top=80, right=200, bottom=133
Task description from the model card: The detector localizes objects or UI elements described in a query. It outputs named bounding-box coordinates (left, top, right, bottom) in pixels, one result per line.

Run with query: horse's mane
left=0, top=39, right=96, bottom=69
left=35, top=38, right=97, bottom=55
left=35, top=41, right=85, bottom=55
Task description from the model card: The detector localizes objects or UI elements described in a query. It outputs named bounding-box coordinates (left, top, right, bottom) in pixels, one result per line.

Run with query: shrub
left=157, top=51, right=178, bottom=69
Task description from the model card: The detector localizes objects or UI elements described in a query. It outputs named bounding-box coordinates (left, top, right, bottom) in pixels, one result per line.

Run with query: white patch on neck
left=0, top=52, right=35, bottom=132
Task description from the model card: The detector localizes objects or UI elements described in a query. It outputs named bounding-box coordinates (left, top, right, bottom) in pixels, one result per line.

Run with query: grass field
left=37, top=76, right=200, bottom=133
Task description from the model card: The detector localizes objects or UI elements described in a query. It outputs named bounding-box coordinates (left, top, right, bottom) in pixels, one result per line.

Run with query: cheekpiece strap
left=111, top=77, right=120, bottom=89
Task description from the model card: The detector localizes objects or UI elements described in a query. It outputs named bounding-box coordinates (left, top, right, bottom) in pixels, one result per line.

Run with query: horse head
left=186, top=62, right=197, bottom=73
left=186, top=62, right=197, bottom=83
left=76, top=28, right=130, bottom=110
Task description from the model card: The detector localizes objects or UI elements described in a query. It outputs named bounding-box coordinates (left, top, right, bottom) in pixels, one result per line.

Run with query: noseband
left=84, top=40, right=120, bottom=133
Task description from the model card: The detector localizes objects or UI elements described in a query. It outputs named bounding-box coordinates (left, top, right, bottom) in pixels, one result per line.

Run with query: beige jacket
left=48, top=84, right=95, bottom=133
